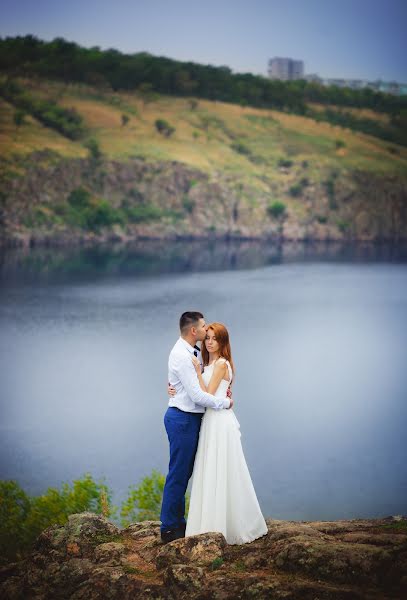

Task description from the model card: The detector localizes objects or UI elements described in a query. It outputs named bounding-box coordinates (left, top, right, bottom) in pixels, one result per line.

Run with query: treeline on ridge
left=1, top=34, right=406, bottom=115
left=1, top=35, right=406, bottom=146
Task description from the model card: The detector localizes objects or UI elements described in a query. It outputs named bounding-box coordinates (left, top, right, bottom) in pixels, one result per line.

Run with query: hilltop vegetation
left=1, top=34, right=407, bottom=146
left=0, top=35, right=406, bottom=245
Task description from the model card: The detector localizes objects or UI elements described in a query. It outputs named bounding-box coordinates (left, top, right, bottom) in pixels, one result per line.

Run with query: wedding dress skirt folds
left=185, top=361, right=268, bottom=544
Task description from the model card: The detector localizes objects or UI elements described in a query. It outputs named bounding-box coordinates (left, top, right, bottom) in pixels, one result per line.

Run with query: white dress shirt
left=167, top=336, right=230, bottom=412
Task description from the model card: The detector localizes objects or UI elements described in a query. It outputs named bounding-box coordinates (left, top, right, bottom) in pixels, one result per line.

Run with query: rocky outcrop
left=0, top=150, right=406, bottom=247
left=1, top=512, right=406, bottom=599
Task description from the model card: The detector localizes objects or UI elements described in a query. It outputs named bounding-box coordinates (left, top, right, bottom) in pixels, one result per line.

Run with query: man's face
left=194, top=318, right=208, bottom=342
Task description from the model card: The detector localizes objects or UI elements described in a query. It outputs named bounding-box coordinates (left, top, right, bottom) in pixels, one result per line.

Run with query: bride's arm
left=191, top=357, right=228, bottom=394
left=191, top=355, right=208, bottom=391
left=206, top=359, right=228, bottom=395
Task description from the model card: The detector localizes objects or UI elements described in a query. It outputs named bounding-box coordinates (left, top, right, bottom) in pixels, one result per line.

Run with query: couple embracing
left=160, top=311, right=268, bottom=545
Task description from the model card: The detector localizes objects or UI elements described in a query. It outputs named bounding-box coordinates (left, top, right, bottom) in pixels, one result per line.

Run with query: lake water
left=1, top=240, right=406, bottom=524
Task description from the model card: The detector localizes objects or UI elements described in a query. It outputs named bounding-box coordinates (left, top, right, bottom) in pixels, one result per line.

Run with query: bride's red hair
left=202, top=322, right=235, bottom=378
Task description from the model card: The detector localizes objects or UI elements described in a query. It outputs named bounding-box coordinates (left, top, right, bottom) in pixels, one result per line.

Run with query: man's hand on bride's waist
left=168, top=382, right=177, bottom=397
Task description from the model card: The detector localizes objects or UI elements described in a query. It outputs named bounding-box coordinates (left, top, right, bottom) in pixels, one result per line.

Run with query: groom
left=160, top=311, right=234, bottom=543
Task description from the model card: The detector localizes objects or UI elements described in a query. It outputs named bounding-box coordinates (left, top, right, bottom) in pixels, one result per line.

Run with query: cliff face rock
left=1, top=512, right=406, bottom=599
left=1, top=150, right=407, bottom=246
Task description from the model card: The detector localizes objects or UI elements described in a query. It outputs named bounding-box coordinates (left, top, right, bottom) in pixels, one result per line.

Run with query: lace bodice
left=201, top=359, right=233, bottom=399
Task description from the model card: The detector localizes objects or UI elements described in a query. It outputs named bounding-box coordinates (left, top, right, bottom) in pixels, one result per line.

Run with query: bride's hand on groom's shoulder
left=191, top=355, right=201, bottom=374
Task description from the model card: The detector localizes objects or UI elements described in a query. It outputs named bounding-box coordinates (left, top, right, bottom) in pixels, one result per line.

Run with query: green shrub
left=66, top=187, right=123, bottom=230
left=123, top=204, right=164, bottom=223
left=2, top=468, right=190, bottom=564
left=67, top=187, right=92, bottom=209
left=0, top=480, right=31, bottom=563
left=182, top=195, right=195, bottom=214
left=336, top=219, right=350, bottom=232
left=0, top=475, right=114, bottom=564
left=0, top=79, right=85, bottom=139
left=278, top=158, right=293, bottom=168
left=289, top=184, right=302, bottom=197
left=86, top=199, right=124, bottom=229
left=324, top=178, right=337, bottom=209
left=210, top=557, right=224, bottom=570
left=231, top=142, right=251, bottom=156
left=120, top=469, right=189, bottom=526
left=13, top=109, right=26, bottom=126
left=188, top=98, right=198, bottom=110
left=84, top=138, right=102, bottom=160
left=155, top=119, right=175, bottom=137
left=267, top=201, right=286, bottom=219
left=335, top=139, right=346, bottom=149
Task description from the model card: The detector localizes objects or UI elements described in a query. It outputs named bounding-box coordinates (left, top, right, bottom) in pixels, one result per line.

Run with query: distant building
left=268, top=57, right=304, bottom=81
left=267, top=57, right=406, bottom=95
left=303, top=74, right=407, bottom=96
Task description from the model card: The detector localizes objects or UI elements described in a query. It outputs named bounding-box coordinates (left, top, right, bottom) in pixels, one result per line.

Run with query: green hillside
left=1, top=75, right=406, bottom=245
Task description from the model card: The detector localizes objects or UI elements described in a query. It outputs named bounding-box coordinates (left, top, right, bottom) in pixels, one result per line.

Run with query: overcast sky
left=1, top=0, right=406, bottom=82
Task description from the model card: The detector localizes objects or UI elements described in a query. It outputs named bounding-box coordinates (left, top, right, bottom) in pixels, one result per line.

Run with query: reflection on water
left=1, top=239, right=407, bottom=283
left=1, top=240, right=406, bottom=523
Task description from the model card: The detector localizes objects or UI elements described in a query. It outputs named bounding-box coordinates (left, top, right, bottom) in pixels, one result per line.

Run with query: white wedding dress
left=185, top=360, right=268, bottom=544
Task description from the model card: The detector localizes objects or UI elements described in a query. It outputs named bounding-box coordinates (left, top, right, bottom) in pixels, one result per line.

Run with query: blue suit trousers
left=160, top=406, right=203, bottom=532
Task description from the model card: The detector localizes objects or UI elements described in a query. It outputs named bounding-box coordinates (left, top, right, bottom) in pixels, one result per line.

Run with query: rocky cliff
left=1, top=512, right=406, bottom=599
left=1, top=150, right=406, bottom=247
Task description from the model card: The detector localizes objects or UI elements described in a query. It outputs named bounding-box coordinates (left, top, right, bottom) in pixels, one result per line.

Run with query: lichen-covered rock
left=93, top=542, right=127, bottom=564
left=33, top=511, right=121, bottom=559
left=121, top=520, right=161, bottom=541
left=156, top=532, right=227, bottom=569
left=1, top=512, right=406, bottom=599
left=163, top=564, right=205, bottom=591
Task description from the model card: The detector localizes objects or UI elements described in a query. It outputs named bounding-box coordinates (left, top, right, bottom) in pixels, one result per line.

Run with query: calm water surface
left=1, top=240, right=406, bottom=523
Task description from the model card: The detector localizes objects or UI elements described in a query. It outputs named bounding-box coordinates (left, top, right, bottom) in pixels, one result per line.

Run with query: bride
left=184, top=322, right=268, bottom=544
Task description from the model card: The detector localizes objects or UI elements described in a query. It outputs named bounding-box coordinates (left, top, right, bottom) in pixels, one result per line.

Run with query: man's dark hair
left=179, top=311, right=204, bottom=334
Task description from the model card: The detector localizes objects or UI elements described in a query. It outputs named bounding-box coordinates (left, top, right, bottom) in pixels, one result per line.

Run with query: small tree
left=267, top=201, right=287, bottom=219
left=67, top=187, right=92, bottom=209
left=120, top=469, right=189, bottom=527
left=278, top=158, right=293, bottom=168
left=120, top=469, right=164, bottom=526
left=0, top=475, right=116, bottom=564
left=289, top=184, right=302, bottom=197
left=121, top=114, right=130, bottom=127
left=155, top=119, right=175, bottom=138
left=0, top=480, right=31, bottom=563
left=13, top=109, right=26, bottom=127
left=84, top=138, right=102, bottom=160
